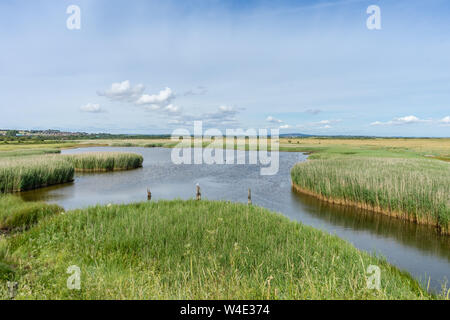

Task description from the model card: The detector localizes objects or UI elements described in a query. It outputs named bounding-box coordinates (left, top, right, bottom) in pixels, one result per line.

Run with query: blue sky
left=0, top=0, right=449, bottom=136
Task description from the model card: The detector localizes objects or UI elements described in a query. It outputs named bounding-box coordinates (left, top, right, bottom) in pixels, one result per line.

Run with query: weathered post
left=196, top=184, right=201, bottom=201
left=147, top=188, right=152, bottom=201
left=248, top=188, right=252, bottom=205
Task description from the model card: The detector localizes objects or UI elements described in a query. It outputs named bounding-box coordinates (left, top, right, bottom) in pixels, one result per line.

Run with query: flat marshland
left=278, top=137, right=450, bottom=159
left=67, top=137, right=450, bottom=158
left=0, top=137, right=449, bottom=299
left=0, top=200, right=437, bottom=299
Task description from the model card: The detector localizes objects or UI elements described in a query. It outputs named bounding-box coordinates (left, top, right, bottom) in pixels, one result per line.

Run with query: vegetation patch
left=64, top=152, right=143, bottom=172
left=0, top=149, right=60, bottom=158
left=0, top=152, right=143, bottom=192
left=144, top=143, right=164, bottom=148
left=0, top=195, right=63, bottom=231
left=434, top=156, right=450, bottom=162
left=0, top=200, right=436, bottom=299
left=0, top=261, right=14, bottom=281
left=0, top=155, right=74, bottom=193
left=291, top=158, right=450, bottom=234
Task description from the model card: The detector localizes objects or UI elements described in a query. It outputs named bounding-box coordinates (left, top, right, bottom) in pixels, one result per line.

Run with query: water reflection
left=291, top=191, right=450, bottom=261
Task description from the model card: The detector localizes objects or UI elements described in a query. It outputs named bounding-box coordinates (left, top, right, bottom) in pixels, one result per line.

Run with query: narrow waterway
left=20, top=147, right=450, bottom=292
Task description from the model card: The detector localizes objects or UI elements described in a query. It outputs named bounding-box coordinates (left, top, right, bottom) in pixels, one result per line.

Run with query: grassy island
left=0, top=152, right=143, bottom=192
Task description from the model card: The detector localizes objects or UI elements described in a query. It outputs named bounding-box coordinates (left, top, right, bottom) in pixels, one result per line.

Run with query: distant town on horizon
left=1, top=128, right=449, bottom=139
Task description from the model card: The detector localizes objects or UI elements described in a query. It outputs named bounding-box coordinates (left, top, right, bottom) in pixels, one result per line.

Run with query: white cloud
left=80, top=103, right=103, bottom=113
left=370, top=115, right=429, bottom=126
left=396, top=115, right=422, bottom=124
left=314, top=119, right=341, bottom=126
left=97, top=80, right=144, bottom=102
left=266, top=116, right=283, bottom=123
left=164, top=104, right=181, bottom=114
left=136, top=87, right=174, bottom=107
left=97, top=81, right=244, bottom=128
left=280, top=124, right=291, bottom=129
left=439, top=116, right=450, bottom=125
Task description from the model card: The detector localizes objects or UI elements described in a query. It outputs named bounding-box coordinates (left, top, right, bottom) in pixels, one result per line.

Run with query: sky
left=0, top=0, right=449, bottom=137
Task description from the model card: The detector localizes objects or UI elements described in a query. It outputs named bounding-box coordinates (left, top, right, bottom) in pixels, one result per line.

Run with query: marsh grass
left=0, top=195, right=63, bottom=231
left=64, top=152, right=143, bottom=172
left=0, top=155, right=74, bottom=193
left=0, top=152, right=143, bottom=192
left=291, top=158, right=450, bottom=234
left=0, top=200, right=436, bottom=300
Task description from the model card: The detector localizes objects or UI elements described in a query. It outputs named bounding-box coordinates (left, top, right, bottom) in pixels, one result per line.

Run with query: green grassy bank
left=0, top=152, right=143, bottom=192
left=0, top=195, right=63, bottom=231
left=0, top=200, right=438, bottom=300
left=291, top=158, right=450, bottom=234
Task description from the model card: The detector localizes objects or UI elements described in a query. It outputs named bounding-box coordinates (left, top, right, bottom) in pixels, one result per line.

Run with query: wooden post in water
left=248, top=188, right=252, bottom=205
left=196, top=184, right=201, bottom=201
left=147, top=188, right=152, bottom=201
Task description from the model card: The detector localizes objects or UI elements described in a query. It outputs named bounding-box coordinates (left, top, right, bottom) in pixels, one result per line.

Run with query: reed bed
left=0, top=195, right=63, bottom=231
left=64, top=152, right=143, bottom=172
left=0, top=153, right=143, bottom=193
left=0, top=200, right=436, bottom=299
left=291, top=158, right=450, bottom=234
left=0, top=155, right=74, bottom=193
